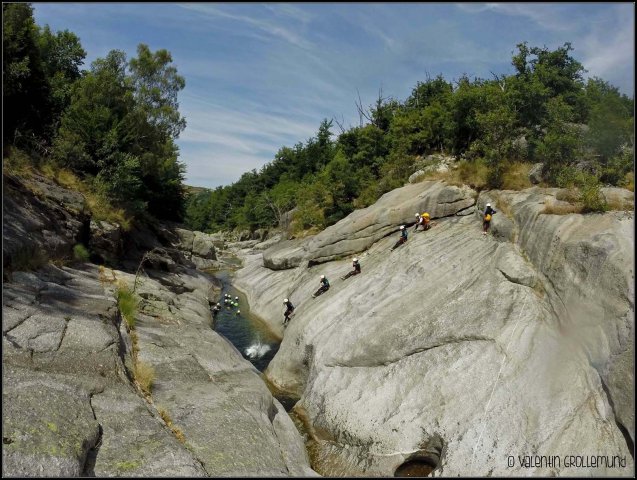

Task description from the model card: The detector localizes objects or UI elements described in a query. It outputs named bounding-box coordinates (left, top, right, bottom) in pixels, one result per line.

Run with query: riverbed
left=208, top=267, right=281, bottom=372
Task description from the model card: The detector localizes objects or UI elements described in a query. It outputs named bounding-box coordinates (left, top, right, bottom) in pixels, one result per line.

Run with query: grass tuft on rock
left=116, top=282, right=138, bottom=329
left=134, top=361, right=155, bottom=396
left=73, top=244, right=90, bottom=262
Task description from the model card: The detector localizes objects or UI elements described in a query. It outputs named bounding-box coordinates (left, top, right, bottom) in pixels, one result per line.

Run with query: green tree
left=470, top=83, right=521, bottom=188
left=53, top=50, right=133, bottom=174
left=36, top=25, right=86, bottom=134
left=535, top=97, right=584, bottom=183
left=3, top=3, right=50, bottom=145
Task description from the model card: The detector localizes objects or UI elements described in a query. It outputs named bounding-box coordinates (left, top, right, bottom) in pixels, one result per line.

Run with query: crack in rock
left=325, top=336, right=495, bottom=368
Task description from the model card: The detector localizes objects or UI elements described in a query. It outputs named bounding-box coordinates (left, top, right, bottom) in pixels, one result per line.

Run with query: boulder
left=192, top=231, right=217, bottom=260
left=174, top=228, right=195, bottom=252
left=528, top=163, right=544, bottom=184
left=263, top=237, right=310, bottom=270
left=413, top=154, right=457, bottom=174
left=89, top=220, right=122, bottom=263
left=408, top=170, right=425, bottom=184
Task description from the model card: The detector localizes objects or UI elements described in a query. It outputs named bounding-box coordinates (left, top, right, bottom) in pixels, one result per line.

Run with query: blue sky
left=33, top=3, right=635, bottom=188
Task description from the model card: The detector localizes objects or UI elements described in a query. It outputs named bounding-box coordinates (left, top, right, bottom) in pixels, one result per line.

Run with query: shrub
left=116, top=283, right=138, bottom=329
left=425, top=158, right=489, bottom=190
left=73, top=243, right=90, bottom=262
left=542, top=199, right=582, bottom=215
left=600, top=148, right=634, bottom=186
left=2, top=147, right=34, bottom=177
left=623, top=171, right=634, bottom=192
left=501, top=162, right=533, bottom=190
left=578, top=174, right=608, bottom=213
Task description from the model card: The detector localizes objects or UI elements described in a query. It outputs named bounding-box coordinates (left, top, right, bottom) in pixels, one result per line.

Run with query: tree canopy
left=3, top=3, right=187, bottom=221
left=185, top=41, right=633, bottom=233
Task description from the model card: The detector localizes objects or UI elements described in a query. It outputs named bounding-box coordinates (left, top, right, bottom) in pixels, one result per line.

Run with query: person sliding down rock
left=212, top=303, right=221, bottom=316
left=283, top=298, right=295, bottom=326
left=341, top=258, right=361, bottom=280
left=413, top=212, right=432, bottom=232
left=482, top=203, right=497, bottom=235
left=390, top=226, right=408, bottom=251
left=312, top=275, right=330, bottom=298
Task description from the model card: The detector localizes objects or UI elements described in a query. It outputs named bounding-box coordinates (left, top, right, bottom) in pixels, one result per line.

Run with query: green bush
left=73, top=243, right=90, bottom=262
left=600, top=148, right=634, bottom=186
left=116, top=283, right=138, bottom=328
left=578, top=175, right=608, bottom=213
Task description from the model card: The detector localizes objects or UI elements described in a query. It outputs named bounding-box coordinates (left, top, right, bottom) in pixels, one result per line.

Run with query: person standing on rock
left=391, top=226, right=408, bottom=251
left=341, top=258, right=361, bottom=280
left=283, top=298, right=295, bottom=326
left=312, top=275, right=330, bottom=298
left=483, top=203, right=497, bottom=235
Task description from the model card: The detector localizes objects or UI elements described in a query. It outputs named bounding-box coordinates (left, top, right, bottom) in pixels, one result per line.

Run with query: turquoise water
left=211, top=269, right=281, bottom=371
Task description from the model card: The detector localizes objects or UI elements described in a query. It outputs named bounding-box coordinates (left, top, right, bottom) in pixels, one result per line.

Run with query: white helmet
left=283, top=298, right=288, bottom=303
left=237, top=310, right=240, bottom=314
left=320, top=275, right=325, bottom=279
left=216, top=303, right=220, bottom=306
left=415, top=213, right=420, bottom=217
left=235, top=296, right=239, bottom=300
left=400, top=225, right=405, bottom=230
left=353, top=258, right=358, bottom=262
left=486, top=203, right=491, bottom=207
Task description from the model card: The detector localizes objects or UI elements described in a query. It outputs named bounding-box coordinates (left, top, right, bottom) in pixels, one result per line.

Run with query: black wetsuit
left=342, top=261, right=361, bottom=280
left=483, top=206, right=497, bottom=231
left=283, top=300, right=295, bottom=324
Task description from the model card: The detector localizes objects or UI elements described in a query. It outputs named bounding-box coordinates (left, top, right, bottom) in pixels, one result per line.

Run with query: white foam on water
left=245, top=342, right=271, bottom=359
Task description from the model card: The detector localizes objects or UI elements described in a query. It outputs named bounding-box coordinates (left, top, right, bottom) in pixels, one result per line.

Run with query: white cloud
left=578, top=7, right=634, bottom=89
left=263, top=4, right=313, bottom=25
left=178, top=4, right=313, bottom=50
left=457, top=3, right=575, bottom=32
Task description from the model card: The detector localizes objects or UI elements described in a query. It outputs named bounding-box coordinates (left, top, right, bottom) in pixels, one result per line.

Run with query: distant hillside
left=185, top=185, right=211, bottom=196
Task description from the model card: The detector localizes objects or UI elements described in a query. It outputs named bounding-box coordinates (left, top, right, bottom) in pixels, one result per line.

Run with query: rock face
left=2, top=264, right=206, bottom=477
left=2, top=172, right=315, bottom=477
left=89, top=220, right=123, bottom=264
left=168, top=228, right=218, bottom=269
left=3, top=172, right=89, bottom=270
left=101, top=263, right=315, bottom=477
left=235, top=182, right=634, bottom=476
left=259, top=181, right=477, bottom=270
left=263, top=237, right=313, bottom=271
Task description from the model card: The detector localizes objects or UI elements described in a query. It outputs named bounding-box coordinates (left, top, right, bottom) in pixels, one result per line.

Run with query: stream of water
left=208, top=265, right=281, bottom=372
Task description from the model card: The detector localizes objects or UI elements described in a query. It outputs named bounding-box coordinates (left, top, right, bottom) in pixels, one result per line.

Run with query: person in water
left=391, top=226, right=408, bottom=250
left=341, top=258, right=361, bottom=280
left=283, top=298, right=295, bottom=326
left=312, top=275, right=330, bottom=298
